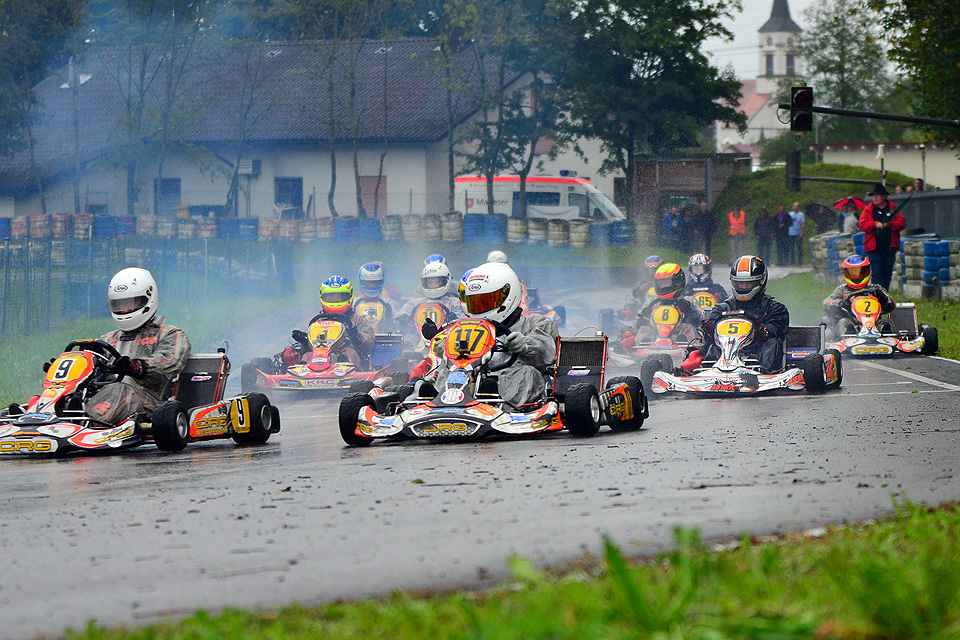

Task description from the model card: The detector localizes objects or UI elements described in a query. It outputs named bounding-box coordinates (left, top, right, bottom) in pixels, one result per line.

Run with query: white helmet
left=486, top=250, right=508, bottom=263
left=458, top=262, right=522, bottom=323
left=421, top=261, right=452, bottom=299
left=108, top=267, right=158, bottom=332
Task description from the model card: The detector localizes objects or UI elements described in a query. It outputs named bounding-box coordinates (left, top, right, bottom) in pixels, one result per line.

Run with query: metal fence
left=894, top=189, right=960, bottom=238
left=0, top=237, right=292, bottom=337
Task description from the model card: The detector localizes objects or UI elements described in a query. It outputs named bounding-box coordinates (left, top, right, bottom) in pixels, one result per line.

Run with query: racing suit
left=699, top=294, right=790, bottom=374
left=822, top=283, right=896, bottom=339
left=620, top=296, right=702, bottom=348
left=683, top=281, right=728, bottom=312
left=430, top=308, right=559, bottom=409
left=353, top=294, right=396, bottom=333
left=396, top=290, right=463, bottom=340
left=86, top=315, right=192, bottom=425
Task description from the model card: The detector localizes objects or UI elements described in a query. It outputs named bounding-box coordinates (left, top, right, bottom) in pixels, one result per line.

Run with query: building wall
left=756, top=31, right=801, bottom=95
left=819, top=144, right=960, bottom=191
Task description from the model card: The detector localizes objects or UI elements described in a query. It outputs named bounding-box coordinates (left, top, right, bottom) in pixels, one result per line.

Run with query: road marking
left=842, top=380, right=912, bottom=386
left=856, top=360, right=960, bottom=391
left=840, top=389, right=955, bottom=397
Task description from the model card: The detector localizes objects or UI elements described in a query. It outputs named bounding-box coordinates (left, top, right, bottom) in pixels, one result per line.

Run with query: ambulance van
left=454, top=174, right=626, bottom=221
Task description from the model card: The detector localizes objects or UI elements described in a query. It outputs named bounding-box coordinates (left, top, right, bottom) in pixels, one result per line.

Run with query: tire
left=825, top=348, right=842, bottom=388
left=563, top=383, right=601, bottom=437
left=640, top=358, right=663, bottom=396
left=599, top=308, right=615, bottom=336
left=656, top=353, right=673, bottom=372
left=390, top=370, right=411, bottom=386
left=921, top=326, right=939, bottom=355
left=270, top=405, right=281, bottom=433
left=605, top=376, right=646, bottom=431
left=554, top=305, right=567, bottom=328
left=802, top=353, right=827, bottom=394
left=233, top=393, right=274, bottom=444
left=348, top=379, right=376, bottom=395
left=241, top=357, right=273, bottom=394
left=152, top=400, right=190, bottom=451
left=339, top=393, right=375, bottom=446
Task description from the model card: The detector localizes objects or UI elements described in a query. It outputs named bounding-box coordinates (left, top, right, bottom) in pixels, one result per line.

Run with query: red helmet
left=842, top=255, right=871, bottom=289
left=654, top=263, right=686, bottom=299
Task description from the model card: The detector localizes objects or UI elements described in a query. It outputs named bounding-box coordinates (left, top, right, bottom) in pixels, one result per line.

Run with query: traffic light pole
left=776, top=103, right=960, bottom=129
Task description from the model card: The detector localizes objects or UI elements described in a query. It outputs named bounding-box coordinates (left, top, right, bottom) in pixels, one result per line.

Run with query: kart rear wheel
left=802, top=353, right=827, bottom=394
left=921, top=326, right=939, bottom=355
left=339, top=393, right=375, bottom=446
left=233, top=393, right=274, bottom=444
left=564, top=383, right=601, bottom=437
left=348, top=379, right=376, bottom=395
left=390, top=370, right=411, bottom=386
left=656, top=354, right=673, bottom=372
left=241, top=357, right=273, bottom=394
left=599, top=308, right=615, bottom=336
left=554, top=305, right=567, bottom=328
left=152, top=400, right=189, bottom=451
left=640, top=358, right=662, bottom=396
left=605, top=376, right=646, bottom=431
left=825, top=348, right=842, bottom=387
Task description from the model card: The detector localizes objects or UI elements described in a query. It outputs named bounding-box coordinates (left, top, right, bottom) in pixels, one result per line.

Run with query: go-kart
left=241, top=315, right=406, bottom=393
left=686, top=285, right=725, bottom=314
left=354, top=298, right=394, bottom=333
left=828, top=294, right=938, bottom=356
left=521, top=286, right=566, bottom=327
left=338, top=318, right=649, bottom=445
left=648, top=310, right=842, bottom=395
left=608, top=301, right=696, bottom=372
left=0, top=339, right=279, bottom=455
left=398, top=299, right=460, bottom=359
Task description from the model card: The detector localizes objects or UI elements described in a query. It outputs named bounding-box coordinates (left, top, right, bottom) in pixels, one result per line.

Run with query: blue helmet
left=358, top=262, right=385, bottom=297
left=424, top=254, right=445, bottom=265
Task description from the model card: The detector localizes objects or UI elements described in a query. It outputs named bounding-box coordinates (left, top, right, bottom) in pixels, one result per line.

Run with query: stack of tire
left=899, top=233, right=943, bottom=298
left=940, top=239, right=960, bottom=301
left=809, top=231, right=844, bottom=283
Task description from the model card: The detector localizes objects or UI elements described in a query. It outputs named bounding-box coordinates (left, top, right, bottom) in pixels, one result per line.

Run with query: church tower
left=756, top=0, right=802, bottom=95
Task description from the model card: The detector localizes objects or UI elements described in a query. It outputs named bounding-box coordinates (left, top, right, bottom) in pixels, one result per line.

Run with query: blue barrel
left=939, top=268, right=951, bottom=284
left=464, top=214, right=485, bottom=243
left=609, top=220, right=634, bottom=246
left=922, top=270, right=940, bottom=284
left=924, top=240, right=945, bottom=256
left=238, top=219, right=258, bottom=242
left=355, top=218, right=382, bottom=242
left=92, top=216, right=116, bottom=239
left=334, top=217, right=356, bottom=242
left=219, top=217, right=240, bottom=239
left=0, top=218, right=9, bottom=241
left=589, top=222, right=610, bottom=246
left=485, top=214, right=507, bottom=243
left=116, top=216, right=136, bottom=238
left=853, top=231, right=865, bottom=246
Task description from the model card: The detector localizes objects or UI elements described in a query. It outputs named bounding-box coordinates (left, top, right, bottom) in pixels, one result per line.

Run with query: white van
left=454, top=174, right=626, bottom=221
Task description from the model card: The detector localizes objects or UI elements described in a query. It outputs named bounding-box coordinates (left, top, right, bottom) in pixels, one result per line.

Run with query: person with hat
left=859, top=183, right=906, bottom=290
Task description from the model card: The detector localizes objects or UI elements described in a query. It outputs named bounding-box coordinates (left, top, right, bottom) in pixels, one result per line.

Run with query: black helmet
left=729, top=255, right=767, bottom=302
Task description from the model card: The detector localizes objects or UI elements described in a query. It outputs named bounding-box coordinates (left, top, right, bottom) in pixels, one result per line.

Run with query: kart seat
left=785, top=326, right=823, bottom=362
left=172, top=353, right=230, bottom=410
left=552, top=335, right=606, bottom=399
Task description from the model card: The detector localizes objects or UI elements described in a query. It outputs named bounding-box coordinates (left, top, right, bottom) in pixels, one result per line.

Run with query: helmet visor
left=731, top=278, right=760, bottom=296
left=110, top=295, right=148, bottom=315
left=843, top=264, right=870, bottom=283
left=460, top=283, right=510, bottom=316
left=690, top=264, right=709, bottom=279
left=321, top=291, right=352, bottom=304
left=654, top=278, right=679, bottom=298
left=422, top=276, right=449, bottom=290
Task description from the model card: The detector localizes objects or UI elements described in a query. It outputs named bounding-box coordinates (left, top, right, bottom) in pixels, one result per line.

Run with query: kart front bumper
left=830, top=334, right=924, bottom=356
left=356, top=400, right=562, bottom=440
left=651, top=367, right=806, bottom=395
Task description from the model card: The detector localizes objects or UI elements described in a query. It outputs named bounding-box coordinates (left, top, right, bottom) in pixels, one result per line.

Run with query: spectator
left=681, top=206, right=696, bottom=253
left=728, top=205, right=747, bottom=263
left=774, top=204, right=791, bottom=266
left=694, top=202, right=715, bottom=254
left=859, top=183, right=906, bottom=290
left=788, top=201, right=806, bottom=265
left=814, top=203, right=835, bottom=234
left=895, top=184, right=904, bottom=193
left=839, top=201, right=859, bottom=234
left=915, top=178, right=925, bottom=191
left=661, top=206, right=681, bottom=249
left=754, top=206, right=776, bottom=264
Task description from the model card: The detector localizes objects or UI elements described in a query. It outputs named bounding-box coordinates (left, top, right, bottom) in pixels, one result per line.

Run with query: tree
left=798, top=0, right=909, bottom=143
left=869, top=0, right=960, bottom=146
left=547, top=0, right=745, bottom=218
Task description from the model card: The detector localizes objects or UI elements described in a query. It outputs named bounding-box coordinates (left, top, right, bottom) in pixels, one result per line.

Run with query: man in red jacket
left=859, top=183, right=906, bottom=289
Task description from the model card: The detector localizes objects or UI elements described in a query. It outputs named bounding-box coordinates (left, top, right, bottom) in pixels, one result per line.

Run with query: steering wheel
left=486, top=319, right=518, bottom=372
left=64, top=339, right=126, bottom=384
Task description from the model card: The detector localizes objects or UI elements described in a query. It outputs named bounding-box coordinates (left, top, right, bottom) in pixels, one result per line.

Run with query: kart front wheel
left=921, top=326, right=939, bottom=355
left=802, top=353, right=827, bottom=393
left=640, top=358, right=662, bottom=396
left=339, top=393, right=375, bottom=446
left=348, top=379, right=376, bottom=395
left=825, top=348, right=842, bottom=387
left=605, top=376, right=646, bottom=431
left=233, top=393, right=274, bottom=444
left=152, top=400, right=190, bottom=451
left=564, top=383, right=601, bottom=437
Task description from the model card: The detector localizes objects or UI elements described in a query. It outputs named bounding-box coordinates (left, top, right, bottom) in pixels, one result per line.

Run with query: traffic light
left=790, top=86, right=814, bottom=133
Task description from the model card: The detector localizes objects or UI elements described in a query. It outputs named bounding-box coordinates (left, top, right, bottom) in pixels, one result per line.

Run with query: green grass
left=63, top=498, right=960, bottom=640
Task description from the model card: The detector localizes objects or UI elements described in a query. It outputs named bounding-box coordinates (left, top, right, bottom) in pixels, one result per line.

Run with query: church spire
left=759, top=0, right=802, bottom=33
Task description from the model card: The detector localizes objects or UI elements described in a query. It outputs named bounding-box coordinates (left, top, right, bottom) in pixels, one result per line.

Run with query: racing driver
left=287, top=276, right=375, bottom=367
left=822, top=255, right=896, bottom=339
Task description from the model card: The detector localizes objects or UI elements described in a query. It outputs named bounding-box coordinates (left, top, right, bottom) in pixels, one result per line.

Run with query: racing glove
left=504, top=331, right=529, bottom=356
left=700, top=318, right=716, bottom=339
left=753, top=323, right=769, bottom=342
left=41, top=357, right=56, bottom=373
left=113, top=356, right=147, bottom=379
left=291, top=330, right=311, bottom=351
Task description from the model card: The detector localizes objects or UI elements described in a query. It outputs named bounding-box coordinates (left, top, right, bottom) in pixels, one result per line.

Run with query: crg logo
left=0, top=439, right=55, bottom=453
left=852, top=345, right=892, bottom=355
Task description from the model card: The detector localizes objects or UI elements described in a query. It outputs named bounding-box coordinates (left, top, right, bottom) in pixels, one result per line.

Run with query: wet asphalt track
left=3, top=275, right=960, bottom=639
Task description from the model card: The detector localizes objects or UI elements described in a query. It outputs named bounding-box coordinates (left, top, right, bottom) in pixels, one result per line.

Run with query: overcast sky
left=701, top=0, right=817, bottom=79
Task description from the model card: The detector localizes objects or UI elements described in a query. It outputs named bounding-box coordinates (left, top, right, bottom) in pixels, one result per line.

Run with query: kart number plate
left=694, top=292, right=718, bottom=309
left=414, top=302, right=445, bottom=328
left=309, top=320, right=344, bottom=347
left=717, top=318, right=752, bottom=336
left=46, top=353, right=93, bottom=384
left=443, top=320, right=495, bottom=360
left=852, top=297, right=879, bottom=315
left=652, top=305, right=680, bottom=327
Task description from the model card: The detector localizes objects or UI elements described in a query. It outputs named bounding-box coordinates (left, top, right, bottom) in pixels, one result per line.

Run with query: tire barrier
left=52, top=214, right=74, bottom=240
left=422, top=214, right=442, bottom=241
left=278, top=219, right=300, bottom=242
left=589, top=221, right=610, bottom=247
left=463, top=214, right=485, bottom=243
left=116, top=216, right=137, bottom=238
left=441, top=212, right=464, bottom=242
left=402, top=214, right=422, bottom=242
left=29, top=214, right=50, bottom=239
left=381, top=215, right=402, bottom=241
left=136, top=215, right=156, bottom=237
left=196, top=218, right=218, bottom=239
left=355, top=217, right=383, bottom=242
left=609, top=219, right=634, bottom=246
left=156, top=218, right=178, bottom=239
left=0, top=217, right=9, bottom=241
left=298, top=219, right=317, bottom=243
left=547, top=219, right=569, bottom=246
left=218, top=217, right=239, bottom=240
left=527, top=218, right=547, bottom=245
left=569, top=220, right=590, bottom=248
left=485, top=213, right=507, bottom=243
left=93, top=216, right=116, bottom=239
left=73, top=214, right=93, bottom=239
left=316, top=217, right=334, bottom=239
left=258, top=218, right=279, bottom=241
left=238, top=219, right=258, bottom=242
left=177, top=220, right=197, bottom=239
left=506, top=217, right=527, bottom=243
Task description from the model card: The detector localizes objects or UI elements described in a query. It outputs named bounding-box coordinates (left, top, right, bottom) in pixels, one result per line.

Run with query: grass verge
left=65, top=498, right=960, bottom=640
